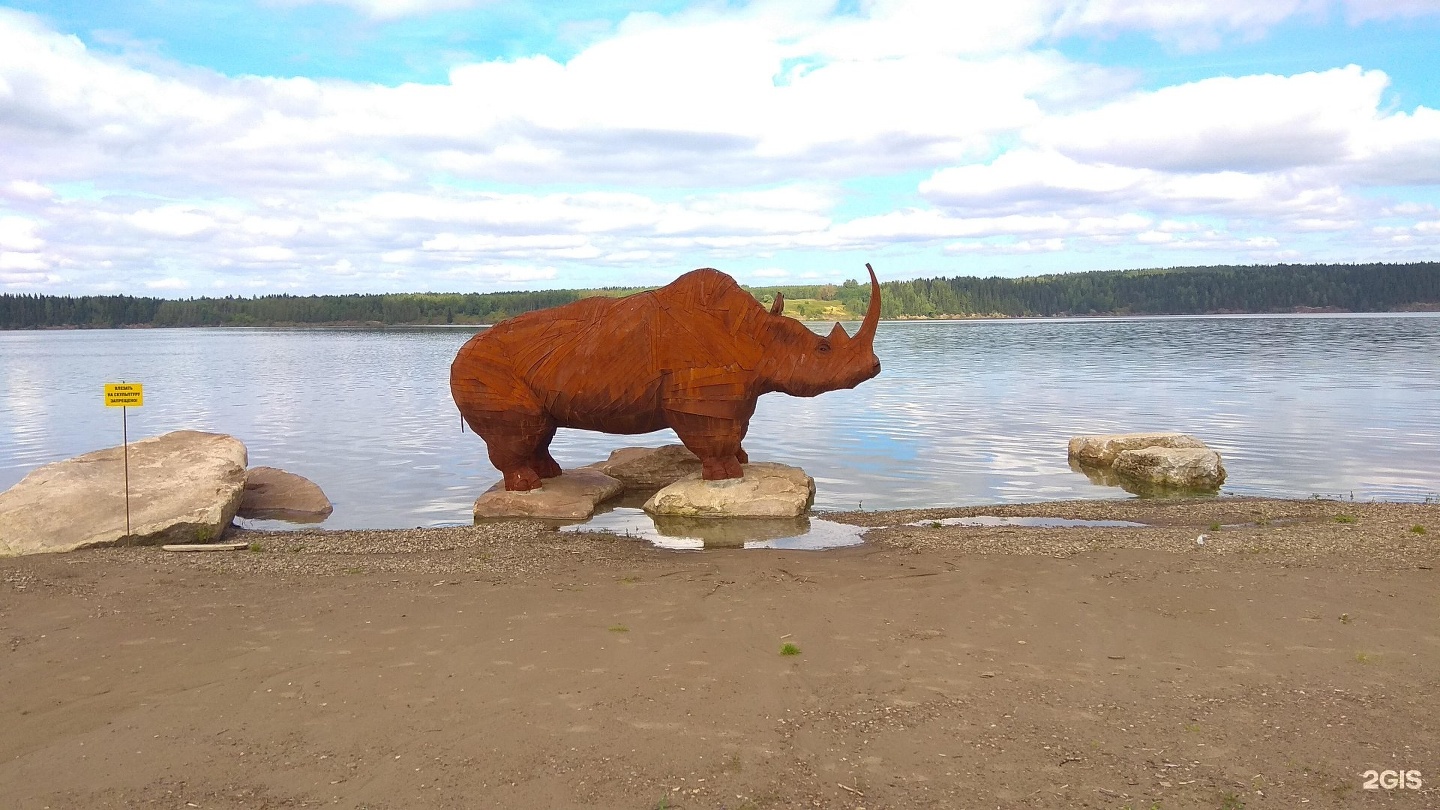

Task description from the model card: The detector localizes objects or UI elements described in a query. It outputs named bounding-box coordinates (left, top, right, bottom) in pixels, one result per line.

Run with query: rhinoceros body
left=451, top=266, right=882, bottom=491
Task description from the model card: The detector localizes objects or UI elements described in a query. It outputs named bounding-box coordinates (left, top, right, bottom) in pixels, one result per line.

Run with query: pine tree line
left=2, top=262, right=1436, bottom=329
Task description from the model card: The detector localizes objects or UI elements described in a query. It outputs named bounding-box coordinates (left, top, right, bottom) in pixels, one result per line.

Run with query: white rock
left=0, top=430, right=249, bottom=557
left=643, top=463, right=815, bottom=519
left=473, top=469, right=624, bottom=522
left=1112, top=447, right=1227, bottom=491
left=1068, top=432, right=1209, bottom=467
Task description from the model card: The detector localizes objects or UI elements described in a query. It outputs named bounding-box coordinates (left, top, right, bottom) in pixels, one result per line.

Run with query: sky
left=1, top=0, right=1439, bottom=296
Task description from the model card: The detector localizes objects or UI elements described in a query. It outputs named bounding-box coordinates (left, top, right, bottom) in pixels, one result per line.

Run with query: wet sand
left=2, top=497, right=1437, bottom=809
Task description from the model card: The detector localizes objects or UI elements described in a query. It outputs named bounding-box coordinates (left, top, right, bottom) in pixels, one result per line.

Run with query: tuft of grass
left=608, top=624, right=629, bottom=633
left=1334, top=514, right=1356, bottom=524
left=1184, top=722, right=1201, bottom=733
left=928, top=521, right=943, bottom=528
left=1339, top=613, right=1352, bottom=624
left=780, top=642, right=802, bottom=656
left=1354, top=651, right=1375, bottom=664
left=1209, top=522, right=1221, bottom=531
left=1410, top=524, right=1426, bottom=535
left=1218, top=791, right=1245, bottom=810
left=247, top=542, right=265, bottom=552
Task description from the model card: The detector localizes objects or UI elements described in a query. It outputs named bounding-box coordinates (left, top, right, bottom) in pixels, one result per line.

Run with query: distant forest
left=2, top=262, right=1437, bottom=329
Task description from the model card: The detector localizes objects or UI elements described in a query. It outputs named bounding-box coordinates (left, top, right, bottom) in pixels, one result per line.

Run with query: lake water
left=2, top=314, right=1438, bottom=531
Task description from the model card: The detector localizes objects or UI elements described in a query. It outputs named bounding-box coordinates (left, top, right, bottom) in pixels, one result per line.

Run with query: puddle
left=906, top=516, right=1148, bottom=529
left=561, top=507, right=866, bottom=551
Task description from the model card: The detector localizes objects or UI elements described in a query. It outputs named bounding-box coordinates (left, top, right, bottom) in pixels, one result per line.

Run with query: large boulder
left=1068, top=432, right=1208, bottom=467
left=0, top=430, right=248, bottom=557
left=473, top=469, right=624, bottom=522
left=586, top=444, right=703, bottom=490
left=237, top=466, right=333, bottom=523
left=643, top=462, right=815, bottom=519
left=1112, top=446, right=1226, bottom=492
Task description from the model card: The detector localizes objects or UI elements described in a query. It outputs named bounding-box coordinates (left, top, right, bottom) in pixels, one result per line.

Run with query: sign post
left=104, top=382, right=144, bottom=536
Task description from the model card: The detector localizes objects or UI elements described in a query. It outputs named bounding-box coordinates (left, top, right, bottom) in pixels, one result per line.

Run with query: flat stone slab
left=1113, top=446, right=1227, bottom=491
left=473, top=469, right=624, bottom=522
left=238, top=466, right=333, bottom=523
left=643, top=462, right=815, bottom=519
left=586, top=444, right=703, bottom=490
left=0, top=430, right=249, bottom=557
left=1068, top=432, right=1208, bottom=467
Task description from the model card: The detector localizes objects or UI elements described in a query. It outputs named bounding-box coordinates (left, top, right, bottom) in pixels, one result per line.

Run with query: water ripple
left=3, top=314, right=1439, bottom=528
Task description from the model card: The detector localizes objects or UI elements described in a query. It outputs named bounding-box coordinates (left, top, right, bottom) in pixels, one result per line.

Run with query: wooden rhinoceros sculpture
left=451, top=265, right=883, bottom=491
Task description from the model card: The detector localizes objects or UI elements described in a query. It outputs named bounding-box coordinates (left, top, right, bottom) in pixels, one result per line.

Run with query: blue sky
left=2, top=0, right=1439, bottom=295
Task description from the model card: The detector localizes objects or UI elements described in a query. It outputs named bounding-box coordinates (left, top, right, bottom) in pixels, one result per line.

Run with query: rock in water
left=1068, top=432, right=1208, bottom=467
left=0, top=430, right=248, bottom=557
left=586, top=445, right=703, bottom=490
left=1112, top=447, right=1226, bottom=491
left=643, top=463, right=815, bottom=518
left=238, top=466, right=333, bottom=523
left=473, top=469, right=624, bottom=522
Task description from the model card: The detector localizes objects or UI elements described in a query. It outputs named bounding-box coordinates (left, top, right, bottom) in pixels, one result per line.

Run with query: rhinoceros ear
left=828, top=321, right=851, bottom=344
left=769, top=293, right=785, bottom=316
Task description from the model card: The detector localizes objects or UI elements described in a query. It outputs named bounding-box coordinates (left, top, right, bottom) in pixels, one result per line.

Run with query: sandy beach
left=2, top=496, right=1437, bottom=809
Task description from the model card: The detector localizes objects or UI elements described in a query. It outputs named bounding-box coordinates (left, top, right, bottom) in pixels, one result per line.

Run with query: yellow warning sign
left=104, top=382, right=144, bottom=407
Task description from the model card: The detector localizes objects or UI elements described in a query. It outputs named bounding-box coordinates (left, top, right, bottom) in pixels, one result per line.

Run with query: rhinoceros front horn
left=851, top=263, right=881, bottom=347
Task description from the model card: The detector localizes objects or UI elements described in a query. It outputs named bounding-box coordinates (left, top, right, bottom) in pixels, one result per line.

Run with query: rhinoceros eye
left=816, top=340, right=832, bottom=354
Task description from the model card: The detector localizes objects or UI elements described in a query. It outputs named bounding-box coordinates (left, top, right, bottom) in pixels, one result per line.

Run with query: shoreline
left=4, top=496, right=1437, bottom=808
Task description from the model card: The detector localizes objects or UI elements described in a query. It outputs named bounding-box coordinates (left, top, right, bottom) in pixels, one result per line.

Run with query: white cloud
left=0, top=251, right=49, bottom=270
left=2, top=180, right=55, bottom=201
left=128, top=207, right=216, bottom=238
left=1030, top=67, right=1388, bottom=173
left=1342, top=0, right=1440, bottom=22
left=0, top=217, right=45, bottom=252
left=144, top=277, right=191, bottom=290
left=1054, top=0, right=1310, bottom=50
left=1, top=5, right=1440, bottom=293
left=439, top=263, right=559, bottom=284
left=240, top=245, right=297, bottom=262
left=946, top=237, right=1066, bottom=254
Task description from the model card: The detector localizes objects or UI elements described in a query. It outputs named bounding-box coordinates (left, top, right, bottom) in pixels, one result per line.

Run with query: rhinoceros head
left=757, top=264, right=882, bottom=398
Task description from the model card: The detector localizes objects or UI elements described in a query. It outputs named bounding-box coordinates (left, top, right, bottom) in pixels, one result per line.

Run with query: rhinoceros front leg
left=662, top=369, right=758, bottom=481
left=667, top=412, right=746, bottom=480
